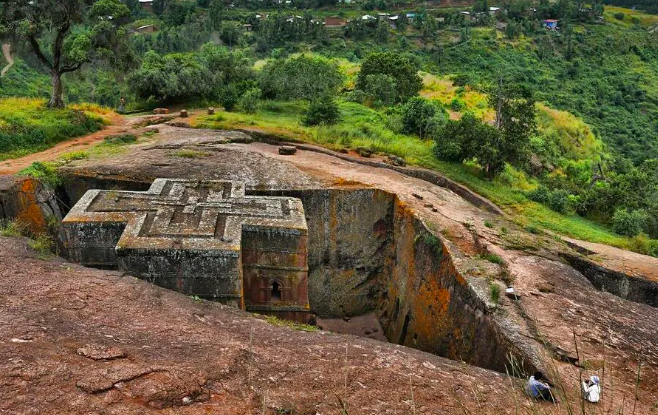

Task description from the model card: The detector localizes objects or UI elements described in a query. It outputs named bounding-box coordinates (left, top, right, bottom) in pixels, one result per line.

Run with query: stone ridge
left=61, top=179, right=310, bottom=318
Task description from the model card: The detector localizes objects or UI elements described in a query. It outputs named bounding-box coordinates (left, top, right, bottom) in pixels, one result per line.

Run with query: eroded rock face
left=2, top=125, right=658, bottom=412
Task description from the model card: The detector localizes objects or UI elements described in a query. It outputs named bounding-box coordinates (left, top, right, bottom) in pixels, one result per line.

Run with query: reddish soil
left=0, top=236, right=529, bottom=414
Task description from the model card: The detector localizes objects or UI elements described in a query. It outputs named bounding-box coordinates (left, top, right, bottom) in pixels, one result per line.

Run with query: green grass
left=0, top=98, right=108, bottom=161
left=18, top=161, right=62, bottom=187
left=194, top=100, right=639, bottom=252
left=28, top=234, right=54, bottom=260
left=489, top=282, right=501, bottom=304
left=0, top=219, right=25, bottom=237
left=172, top=149, right=212, bottom=158
left=482, top=253, right=504, bottom=265
left=264, top=315, right=318, bottom=332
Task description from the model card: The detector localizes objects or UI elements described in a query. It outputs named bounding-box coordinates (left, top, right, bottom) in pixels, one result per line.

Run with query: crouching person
left=582, top=375, right=601, bottom=403
left=526, top=371, right=558, bottom=403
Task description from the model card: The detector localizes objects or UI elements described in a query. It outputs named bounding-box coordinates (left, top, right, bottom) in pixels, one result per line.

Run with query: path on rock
left=1, top=43, right=13, bottom=77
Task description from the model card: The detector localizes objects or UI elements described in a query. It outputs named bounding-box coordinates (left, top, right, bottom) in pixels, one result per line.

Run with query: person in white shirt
left=582, top=375, right=601, bottom=403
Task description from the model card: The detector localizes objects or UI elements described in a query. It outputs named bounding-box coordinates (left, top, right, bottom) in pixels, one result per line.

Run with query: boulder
left=385, top=155, right=406, bottom=167
left=356, top=147, right=373, bottom=158
left=278, top=145, right=297, bottom=156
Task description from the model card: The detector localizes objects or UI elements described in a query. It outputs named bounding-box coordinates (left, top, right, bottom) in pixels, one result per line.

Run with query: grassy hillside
left=194, top=99, right=634, bottom=249
left=0, top=98, right=109, bottom=161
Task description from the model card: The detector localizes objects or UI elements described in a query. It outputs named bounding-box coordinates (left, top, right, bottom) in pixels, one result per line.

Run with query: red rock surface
left=0, top=236, right=529, bottom=414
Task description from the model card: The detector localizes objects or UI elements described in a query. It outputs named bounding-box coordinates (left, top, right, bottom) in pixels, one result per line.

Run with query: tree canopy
left=0, top=0, right=131, bottom=107
left=356, top=52, right=423, bottom=103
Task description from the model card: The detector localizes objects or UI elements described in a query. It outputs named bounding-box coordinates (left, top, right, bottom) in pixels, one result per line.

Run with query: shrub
left=451, top=73, right=471, bottom=87
left=238, top=88, right=261, bottom=114
left=0, top=220, right=26, bottom=237
left=528, top=186, right=572, bottom=213
left=613, top=208, right=648, bottom=237
left=303, top=95, right=340, bottom=126
left=484, top=253, right=504, bottom=264
left=546, top=189, right=571, bottom=213
left=489, top=282, right=501, bottom=304
left=450, top=98, right=465, bottom=112
left=401, top=97, right=442, bottom=139
left=220, top=85, right=239, bottom=111
left=614, top=12, right=625, bottom=20
left=18, top=162, right=61, bottom=187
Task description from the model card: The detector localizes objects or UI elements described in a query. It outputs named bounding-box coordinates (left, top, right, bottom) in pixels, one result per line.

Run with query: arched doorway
left=271, top=281, right=282, bottom=303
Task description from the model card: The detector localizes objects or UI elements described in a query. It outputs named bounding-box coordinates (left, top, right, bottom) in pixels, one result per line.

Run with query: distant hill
left=603, top=0, right=658, bottom=14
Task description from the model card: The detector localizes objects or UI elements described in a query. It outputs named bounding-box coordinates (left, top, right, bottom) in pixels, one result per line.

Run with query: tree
left=303, top=95, right=340, bottom=126
left=489, top=81, right=537, bottom=171
left=402, top=97, right=442, bottom=139
left=129, top=51, right=210, bottom=102
left=238, top=88, right=260, bottom=114
left=0, top=0, right=131, bottom=108
left=259, top=55, right=343, bottom=101
left=219, top=21, right=242, bottom=47
left=364, top=74, right=397, bottom=107
left=375, top=20, right=390, bottom=44
left=356, top=52, right=422, bottom=103
left=208, top=0, right=224, bottom=30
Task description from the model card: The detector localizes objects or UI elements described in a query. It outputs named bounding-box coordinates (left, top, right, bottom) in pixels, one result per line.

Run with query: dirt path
left=0, top=113, right=129, bottom=175
left=1, top=43, right=13, bottom=77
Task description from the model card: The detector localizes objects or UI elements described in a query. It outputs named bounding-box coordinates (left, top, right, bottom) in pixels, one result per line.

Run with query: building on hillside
left=543, top=19, right=558, bottom=30
left=134, top=24, right=157, bottom=34
left=361, top=14, right=377, bottom=21
left=139, top=0, right=153, bottom=13
left=324, top=17, right=347, bottom=28
left=489, top=6, right=502, bottom=15
left=460, top=11, right=474, bottom=21
left=406, top=12, right=416, bottom=19
left=496, top=21, right=508, bottom=31
left=243, top=24, right=253, bottom=31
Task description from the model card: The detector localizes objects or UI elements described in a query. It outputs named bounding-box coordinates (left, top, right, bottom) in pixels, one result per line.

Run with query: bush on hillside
left=613, top=208, right=648, bottom=237
left=528, top=186, right=572, bottom=213
left=401, top=97, right=447, bottom=139
left=238, top=88, right=261, bottom=114
left=364, top=74, right=397, bottom=108
left=303, top=95, right=340, bottom=126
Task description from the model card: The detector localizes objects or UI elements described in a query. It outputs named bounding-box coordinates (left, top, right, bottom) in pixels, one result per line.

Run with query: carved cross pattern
left=64, top=179, right=306, bottom=252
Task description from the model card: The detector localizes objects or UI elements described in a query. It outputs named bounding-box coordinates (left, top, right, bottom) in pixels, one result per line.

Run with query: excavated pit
left=1, top=175, right=532, bottom=375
